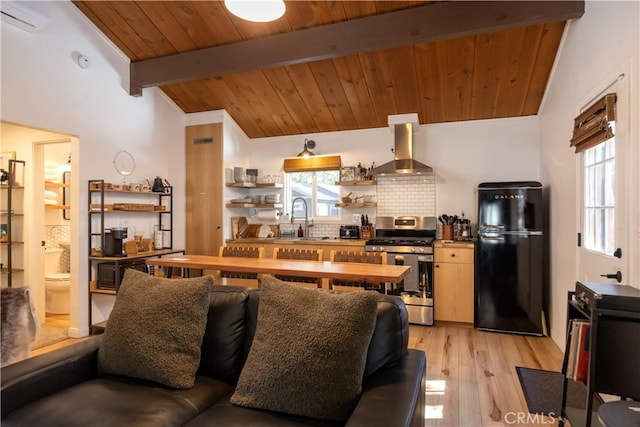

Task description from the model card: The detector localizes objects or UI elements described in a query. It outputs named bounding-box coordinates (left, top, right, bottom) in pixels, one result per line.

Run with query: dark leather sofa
left=1, top=286, right=426, bottom=427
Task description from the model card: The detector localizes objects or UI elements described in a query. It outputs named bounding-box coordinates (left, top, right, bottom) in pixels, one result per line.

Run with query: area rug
left=516, top=366, right=587, bottom=416
left=30, top=324, right=68, bottom=350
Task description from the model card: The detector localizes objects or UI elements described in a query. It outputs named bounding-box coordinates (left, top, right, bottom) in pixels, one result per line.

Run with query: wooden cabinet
left=434, top=241, right=474, bottom=323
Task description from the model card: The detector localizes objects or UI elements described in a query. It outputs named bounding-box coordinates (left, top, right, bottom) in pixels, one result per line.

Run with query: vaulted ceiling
left=72, top=1, right=583, bottom=138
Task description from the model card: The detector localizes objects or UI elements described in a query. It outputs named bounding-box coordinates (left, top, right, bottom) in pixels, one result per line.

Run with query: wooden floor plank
left=525, top=335, right=564, bottom=371
left=485, top=331, right=512, bottom=375
left=474, top=349, right=505, bottom=426
left=414, top=324, right=563, bottom=426
left=513, top=334, right=546, bottom=370
left=438, top=327, right=460, bottom=427
left=458, top=363, right=483, bottom=426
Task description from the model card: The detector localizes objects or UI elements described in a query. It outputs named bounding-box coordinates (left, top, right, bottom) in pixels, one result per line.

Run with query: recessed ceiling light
left=224, top=0, right=286, bottom=23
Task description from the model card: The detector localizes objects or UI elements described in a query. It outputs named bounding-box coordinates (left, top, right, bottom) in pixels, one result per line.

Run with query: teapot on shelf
left=152, top=176, right=166, bottom=193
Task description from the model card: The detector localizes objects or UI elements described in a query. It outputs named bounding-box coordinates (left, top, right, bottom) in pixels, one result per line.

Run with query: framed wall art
left=340, top=166, right=355, bottom=182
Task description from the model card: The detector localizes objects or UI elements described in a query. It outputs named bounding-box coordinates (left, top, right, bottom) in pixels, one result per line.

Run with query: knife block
left=361, top=225, right=373, bottom=240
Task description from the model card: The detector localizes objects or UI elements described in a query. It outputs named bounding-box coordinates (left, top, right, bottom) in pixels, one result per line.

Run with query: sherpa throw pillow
left=230, top=275, right=379, bottom=422
left=98, top=269, right=212, bottom=389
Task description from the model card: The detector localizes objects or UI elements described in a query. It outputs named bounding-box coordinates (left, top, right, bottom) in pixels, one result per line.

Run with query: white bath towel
left=44, top=190, right=58, bottom=201
left=44, top=199, right=57, bottom=205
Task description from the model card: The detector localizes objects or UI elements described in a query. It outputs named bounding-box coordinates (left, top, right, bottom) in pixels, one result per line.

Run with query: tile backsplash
left=45, top=225, right=71, bottom=248
left=376, top=174, right=436, bottom=217
left=276, top=174, right=436, bottom=239
left=45, top=224, right=71, bottom=272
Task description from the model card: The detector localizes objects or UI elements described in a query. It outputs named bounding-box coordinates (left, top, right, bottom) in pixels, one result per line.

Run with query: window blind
left=570, top=93, right=617, bottom=153
left=283, top=155, right=342, bottom=172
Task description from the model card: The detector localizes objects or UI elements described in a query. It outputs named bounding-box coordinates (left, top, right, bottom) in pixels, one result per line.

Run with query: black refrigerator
left=475, top=181, right=547, bottom=335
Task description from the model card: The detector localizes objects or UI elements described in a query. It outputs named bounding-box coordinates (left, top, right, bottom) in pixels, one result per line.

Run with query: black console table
left=560, top=282, right=640, bottom=427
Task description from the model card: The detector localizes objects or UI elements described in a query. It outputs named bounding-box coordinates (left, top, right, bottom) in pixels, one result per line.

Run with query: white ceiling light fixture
left=224, top=0, right=286, bottom=23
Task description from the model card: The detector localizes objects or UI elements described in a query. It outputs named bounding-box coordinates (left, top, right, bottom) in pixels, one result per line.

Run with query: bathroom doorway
left=42, top=142, right=71, bottom=331
left=32, top=136, right=80, bottom=341
left=2, top=122, right=81, bottom=343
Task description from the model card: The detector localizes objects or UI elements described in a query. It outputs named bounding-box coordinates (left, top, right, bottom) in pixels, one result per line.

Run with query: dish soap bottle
left=297, top=225, right=304, bottom=237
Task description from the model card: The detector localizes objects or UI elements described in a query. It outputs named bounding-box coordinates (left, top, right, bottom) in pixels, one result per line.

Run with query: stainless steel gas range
left=365, top=216, right=436, bottom=326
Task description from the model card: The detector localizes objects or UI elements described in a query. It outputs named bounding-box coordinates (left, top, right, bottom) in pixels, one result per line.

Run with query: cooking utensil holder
left=442, top=224, right=454, bottom=241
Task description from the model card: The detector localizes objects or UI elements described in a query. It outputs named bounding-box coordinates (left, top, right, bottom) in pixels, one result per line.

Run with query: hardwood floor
left=28, top=314, right=90, bottom=358
left=27, top=319, right=565, bottom=426
left=410, top=322, right=565, bottom=427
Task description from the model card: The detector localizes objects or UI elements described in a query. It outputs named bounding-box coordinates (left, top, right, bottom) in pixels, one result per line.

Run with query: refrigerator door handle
left=501, top=230, right=544, bottom=236
left=479, top=224, right=505, bottom=233
left=479, top=235, right=505, bottom=242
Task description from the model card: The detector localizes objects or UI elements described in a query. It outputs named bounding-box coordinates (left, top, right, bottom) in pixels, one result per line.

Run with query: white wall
left=1, top=2, right=186, bottom=336
left=248, top=116, right=540, bottom=227
left=539, top=1, right=640, bottom=346
left=425, top=116, right=540, bottom=219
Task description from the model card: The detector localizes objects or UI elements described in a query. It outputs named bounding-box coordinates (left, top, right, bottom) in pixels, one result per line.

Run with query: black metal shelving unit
left=87, top=179, right=183, bottom=333
left=2, top=159, right=26, bottom=287
left=560, top=283, right=640, bottom=426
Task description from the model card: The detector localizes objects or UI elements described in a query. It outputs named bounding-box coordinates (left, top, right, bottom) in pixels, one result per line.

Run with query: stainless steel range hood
left=370, top=114, right=433, bottom=176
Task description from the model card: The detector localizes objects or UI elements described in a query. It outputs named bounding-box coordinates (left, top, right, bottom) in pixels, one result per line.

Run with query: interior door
left=578, top=75, right=629, bottom=285
left=185, top=124, right=223, bottom=257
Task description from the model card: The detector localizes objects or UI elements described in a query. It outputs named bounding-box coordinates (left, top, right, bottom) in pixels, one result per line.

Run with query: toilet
left=45, top=248, right=70, bottom=314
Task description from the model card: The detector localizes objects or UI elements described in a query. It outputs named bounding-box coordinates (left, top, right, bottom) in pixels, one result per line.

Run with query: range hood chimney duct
left=370, top=113, right=433, bottom=176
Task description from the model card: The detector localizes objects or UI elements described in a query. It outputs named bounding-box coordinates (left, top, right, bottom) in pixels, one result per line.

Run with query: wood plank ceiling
left=72, top=1, right=579, bottom=139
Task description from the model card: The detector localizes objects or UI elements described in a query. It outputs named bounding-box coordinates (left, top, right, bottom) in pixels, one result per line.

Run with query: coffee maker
left=104, top=227, right=128, bottom=257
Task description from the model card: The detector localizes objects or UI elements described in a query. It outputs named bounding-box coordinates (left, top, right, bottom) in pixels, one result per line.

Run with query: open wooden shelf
left=226, top=203, right=283, bottom=209
left=226, top=182, right=283, bottom=188
left=44, top=181, right=70, bottom=188
left=335, top=202, right=377, bottom=208
left=335, top=180, right=376, bottom=186
left=89, top=280, right=116, bottom=295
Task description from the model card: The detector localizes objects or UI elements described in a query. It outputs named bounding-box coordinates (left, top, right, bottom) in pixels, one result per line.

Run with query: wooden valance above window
left=570, top=93, right=617, bottom=153
left=283, top=155, right=342, bottom=173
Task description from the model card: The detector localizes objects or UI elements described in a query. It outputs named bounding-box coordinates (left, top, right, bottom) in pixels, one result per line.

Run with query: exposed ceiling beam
left=129, top=0, right=584, bottom=96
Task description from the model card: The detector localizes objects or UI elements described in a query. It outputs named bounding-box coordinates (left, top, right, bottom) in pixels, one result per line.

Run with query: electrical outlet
left=352, top=214, right=360, bottom=223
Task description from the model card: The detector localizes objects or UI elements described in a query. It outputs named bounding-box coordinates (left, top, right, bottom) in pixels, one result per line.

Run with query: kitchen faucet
left=291, top=197, right=313, bottom=238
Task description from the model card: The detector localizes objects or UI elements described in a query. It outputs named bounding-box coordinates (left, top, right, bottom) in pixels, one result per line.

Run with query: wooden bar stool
left=217, top=246, right=265, bottom=288
left=271, top=247, right=324, bottom=289
left=329, top=250, right=387, bottom=292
